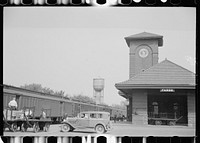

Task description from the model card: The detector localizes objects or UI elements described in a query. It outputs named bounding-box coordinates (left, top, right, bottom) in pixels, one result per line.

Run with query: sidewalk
left=111, top=121, right=195, bottom=129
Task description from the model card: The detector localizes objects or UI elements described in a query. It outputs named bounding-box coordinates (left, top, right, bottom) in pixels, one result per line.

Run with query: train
left=2, top=84, right=126, bottom=123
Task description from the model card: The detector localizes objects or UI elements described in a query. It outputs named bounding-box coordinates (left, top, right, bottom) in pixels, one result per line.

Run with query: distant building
left=115, top=32, right=195, bottom=127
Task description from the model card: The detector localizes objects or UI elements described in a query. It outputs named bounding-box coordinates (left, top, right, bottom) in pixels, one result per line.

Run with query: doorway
left=148, top=94, right=188, bottom=125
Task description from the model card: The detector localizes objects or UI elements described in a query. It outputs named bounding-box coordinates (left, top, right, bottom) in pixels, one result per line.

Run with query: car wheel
left=44, top=123, right=50, bottom=132
left=95, top=124, right=105, bottom=134
left=61, top=124, right=71, bottom=132
left=11, top=123, right=18, bottom=132
left=3, top=125, right=5, bottom=131
left=169, top=121, right=176, bottom=126
left=155, top=120, right=162, bottom=125
left=33, top=122, right=40, bottom=133
left=21, top=123, right=28, bottom=132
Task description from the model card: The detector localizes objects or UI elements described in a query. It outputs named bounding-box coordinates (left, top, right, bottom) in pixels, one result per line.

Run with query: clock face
left=139, top=48, right=149, bottom=58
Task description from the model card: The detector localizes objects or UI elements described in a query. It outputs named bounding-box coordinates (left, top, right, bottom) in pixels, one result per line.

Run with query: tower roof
left=115, top=59, right=195, bottom=90
left=124, top=32, right=163, bottom=47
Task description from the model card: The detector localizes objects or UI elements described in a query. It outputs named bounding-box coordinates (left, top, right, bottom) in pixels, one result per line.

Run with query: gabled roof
left=125, top=32, right=163, bottom=47
left=115, top=59, right=195, bottom=89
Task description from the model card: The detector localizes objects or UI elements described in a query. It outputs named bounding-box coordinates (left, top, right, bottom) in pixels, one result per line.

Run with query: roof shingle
left=124, top=32, right=163, bottom=47
left=115, top=59, right=195, bottom=89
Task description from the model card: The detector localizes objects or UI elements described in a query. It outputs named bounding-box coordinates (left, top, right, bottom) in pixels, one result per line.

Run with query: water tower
left=93, top=78, right=104, bottom=104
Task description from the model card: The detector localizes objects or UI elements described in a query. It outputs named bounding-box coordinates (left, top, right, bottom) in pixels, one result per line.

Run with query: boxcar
left=3, top=84, right=126, bottom=123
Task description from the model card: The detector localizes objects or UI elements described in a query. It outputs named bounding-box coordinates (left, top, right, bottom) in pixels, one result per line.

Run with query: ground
left=3, top=122, right=195, bottom=137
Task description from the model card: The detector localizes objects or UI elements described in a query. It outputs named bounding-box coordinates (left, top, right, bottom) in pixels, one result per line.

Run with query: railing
left=148, top=112, right=176, bottom=119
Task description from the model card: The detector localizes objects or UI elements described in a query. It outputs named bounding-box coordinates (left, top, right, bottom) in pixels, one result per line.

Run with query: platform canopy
left=124, top=32, right=163, bottom=47
left=115, top=59, right=195, bottom=93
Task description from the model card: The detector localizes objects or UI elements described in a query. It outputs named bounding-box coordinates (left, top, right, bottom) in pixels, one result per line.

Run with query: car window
left=80, top=113, right=89, bottom=119
left=97, top=114, right=103, bottom=118
left=90, top=113, right=97, bottom=118
left=80, top=113, right=85, bottom=118
left=85, top=113, right=89, bottom=119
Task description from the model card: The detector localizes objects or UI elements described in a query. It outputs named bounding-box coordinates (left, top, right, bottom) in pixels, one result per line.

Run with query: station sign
left=160, top=89, right=175, bottom=92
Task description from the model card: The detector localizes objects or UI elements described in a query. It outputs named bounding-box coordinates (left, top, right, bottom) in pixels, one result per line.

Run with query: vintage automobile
left=60, top=111, right=112, bottom=134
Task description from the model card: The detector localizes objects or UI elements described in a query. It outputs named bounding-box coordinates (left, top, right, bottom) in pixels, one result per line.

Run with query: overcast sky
left=3, top=7, right=196, bottom=105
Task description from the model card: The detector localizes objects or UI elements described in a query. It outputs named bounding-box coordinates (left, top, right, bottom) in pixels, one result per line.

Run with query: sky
left=3, top=7, right=196, bottom=105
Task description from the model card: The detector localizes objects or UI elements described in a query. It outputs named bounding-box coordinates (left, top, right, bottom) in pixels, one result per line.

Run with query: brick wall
left=131, top=91, right=148, bottom=125
left=129, top=39, right=159, bottom=78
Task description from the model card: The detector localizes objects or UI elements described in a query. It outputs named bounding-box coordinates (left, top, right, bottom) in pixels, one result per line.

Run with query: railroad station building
left=115, top=32, right=195, bottom=127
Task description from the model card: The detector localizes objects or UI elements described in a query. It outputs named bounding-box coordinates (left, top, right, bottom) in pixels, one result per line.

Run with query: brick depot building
left=115, top=32, right=195, bottom=127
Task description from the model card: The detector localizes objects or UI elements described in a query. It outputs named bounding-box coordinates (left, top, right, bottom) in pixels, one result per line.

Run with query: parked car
left=60, top=111, right=112, bottom=134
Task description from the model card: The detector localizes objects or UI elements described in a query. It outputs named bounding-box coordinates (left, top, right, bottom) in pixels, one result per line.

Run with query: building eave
left=115, top=84, right=196, bottom=90
left=124, top=32, right=163, bottom=47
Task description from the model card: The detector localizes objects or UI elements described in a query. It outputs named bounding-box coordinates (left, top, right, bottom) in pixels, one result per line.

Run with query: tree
left=20, top=83, right=69, bottom=98
left=20, top=83, right=43, bottom=92
left=71, top=94, right=95, bottom=104
left=99, top=102, right=108, bottom=106
left=120, top=100, right=127, bottom=108
left=42, top=87, right=54, bottom=95
left=54, top=90, right=65, bottom=97
left=111, top=100, right=127, bottom=110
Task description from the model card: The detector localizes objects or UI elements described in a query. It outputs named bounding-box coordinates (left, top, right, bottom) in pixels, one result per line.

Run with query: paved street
left=3, top=122, right=195, bottom=137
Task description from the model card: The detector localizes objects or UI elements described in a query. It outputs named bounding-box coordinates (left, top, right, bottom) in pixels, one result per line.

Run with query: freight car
left=2, top=84, right=126, bottom=123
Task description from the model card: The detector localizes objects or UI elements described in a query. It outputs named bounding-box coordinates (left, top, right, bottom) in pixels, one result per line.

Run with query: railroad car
left=2, top=84, right=126, bottom=123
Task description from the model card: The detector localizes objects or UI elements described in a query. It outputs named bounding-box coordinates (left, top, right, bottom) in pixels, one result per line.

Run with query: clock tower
left=125, top=32, right=163, bottom=78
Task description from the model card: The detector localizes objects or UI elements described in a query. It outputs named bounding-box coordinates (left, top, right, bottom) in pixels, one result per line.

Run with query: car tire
left=11, top=123, right=18, bottom=132
left=61, top=123, right=71, bottom=132
left=169, top=121, right=176, bottom=126
left=33, top=122, right=40, bottom=133
left=95, top=124, right=105, bottom=134
left=155, top=120, right=162, bottom=125
left=44, top=123, right=50, bottom=132
left=21, top=123, right=28, bottom=132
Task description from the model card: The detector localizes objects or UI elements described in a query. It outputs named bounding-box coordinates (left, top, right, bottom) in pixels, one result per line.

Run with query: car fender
left=96, top=121, right=112, bottom=131
left=95, top=122, right=107, bottom=130
left=61, top=121, right=76, bottom=129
